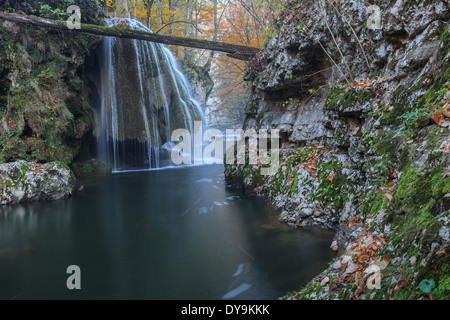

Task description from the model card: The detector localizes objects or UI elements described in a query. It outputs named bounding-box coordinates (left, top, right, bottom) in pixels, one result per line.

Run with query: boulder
left=0, top=160, right=76, bottom=205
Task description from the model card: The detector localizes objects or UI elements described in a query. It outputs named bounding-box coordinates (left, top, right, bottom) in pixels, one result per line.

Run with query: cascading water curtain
left=96, top=18, right=205, bottom=172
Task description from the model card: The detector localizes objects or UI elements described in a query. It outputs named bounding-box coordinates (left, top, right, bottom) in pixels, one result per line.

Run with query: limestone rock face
left=0, top=161, right=76, bottom=205
left=226, top=0, right=450, bottom=230
left=225, top=0, right=450, bottom=299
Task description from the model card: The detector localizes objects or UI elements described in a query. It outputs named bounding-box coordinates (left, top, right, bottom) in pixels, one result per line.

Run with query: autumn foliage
left=101, top=0, right=268, bottom=123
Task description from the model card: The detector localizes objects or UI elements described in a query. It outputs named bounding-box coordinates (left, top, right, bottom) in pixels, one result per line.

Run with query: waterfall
left=95, top=18, right=205, bottom=172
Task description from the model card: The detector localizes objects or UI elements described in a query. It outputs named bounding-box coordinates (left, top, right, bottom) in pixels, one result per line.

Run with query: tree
left=101, top=0, right=268, bottom=122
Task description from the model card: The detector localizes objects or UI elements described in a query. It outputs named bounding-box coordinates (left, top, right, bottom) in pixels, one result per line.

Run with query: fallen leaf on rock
left=357, top=254, right=370, bottom=264
left=345, top=275, right=354, bottom=283
left=433, top=112, right=444, bottom=126
left=332, top=260, right=342, bottom=269
left=355, top=284, right=366, bottom=297
left=355, top=272, right=362, bottom=286
left=328, top=172, right=337, bottom=183
left=436, top=249, right=447, bottom=257
left=330, top=278, right=344, bottom=291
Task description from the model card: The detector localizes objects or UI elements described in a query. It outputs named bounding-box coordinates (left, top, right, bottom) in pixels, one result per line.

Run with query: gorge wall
left=225, top=0, right=450, bottom=299
left=0, top=1, right=213, bottom=176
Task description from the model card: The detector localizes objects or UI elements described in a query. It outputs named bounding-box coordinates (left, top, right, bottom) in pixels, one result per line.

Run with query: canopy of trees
left=99, top=0, right=271, bottom=124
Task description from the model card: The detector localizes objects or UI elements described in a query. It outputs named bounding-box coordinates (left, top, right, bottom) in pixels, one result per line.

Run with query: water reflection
left=0, top=165, right=335, bottom=300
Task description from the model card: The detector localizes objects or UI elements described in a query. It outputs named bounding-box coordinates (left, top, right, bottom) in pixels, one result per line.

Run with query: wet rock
left=290, top=96, right=327, bottom=143
left=300, top=207, right=314, bottom=217
left=383, top=0, right=405, bottom=36
left=397, top=21, right=443, bottom=71
left=439, top=226, right=449, bottom=242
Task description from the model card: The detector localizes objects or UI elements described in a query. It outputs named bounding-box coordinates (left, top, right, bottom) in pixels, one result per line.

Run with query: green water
left=0, top=165, right=335, bottom=300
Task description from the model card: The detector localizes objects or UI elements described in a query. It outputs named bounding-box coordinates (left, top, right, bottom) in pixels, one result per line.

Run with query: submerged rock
left=0, top=160, right=76, bottom=206
left=72, top=158, right=112, bottom=178
left=225, top=0, right=450, bottom=300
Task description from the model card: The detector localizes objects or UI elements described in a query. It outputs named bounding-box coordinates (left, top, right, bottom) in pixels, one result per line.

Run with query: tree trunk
left=0, top=11, right=260, bottom=61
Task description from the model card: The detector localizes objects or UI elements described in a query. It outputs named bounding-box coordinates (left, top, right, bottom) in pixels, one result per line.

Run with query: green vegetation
left=326, top=87, right=373, bottom=111
left=0, top=1, right=103, bottom=164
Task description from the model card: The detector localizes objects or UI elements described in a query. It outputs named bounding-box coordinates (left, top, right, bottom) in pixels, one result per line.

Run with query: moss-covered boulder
left=0, top=160, right=76, bottom=205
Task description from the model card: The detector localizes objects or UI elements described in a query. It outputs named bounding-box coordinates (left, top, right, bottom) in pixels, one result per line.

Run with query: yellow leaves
left=385, top=180, right=395, bottom=192
left=383, top=180, right=396, bottom=201
left=377, top=166, right=398, bottom=201
left=101, top=0, right=115, bottom=8
left=327, top=172, right=337, bottom=183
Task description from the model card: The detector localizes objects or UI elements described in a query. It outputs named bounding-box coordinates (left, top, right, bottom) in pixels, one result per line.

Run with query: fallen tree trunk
left=0, top=11, right=260, bottom=61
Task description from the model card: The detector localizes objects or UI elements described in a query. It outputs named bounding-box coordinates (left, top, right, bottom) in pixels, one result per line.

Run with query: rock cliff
left=0, top=160, right=76, bottom=205
left=0, top=0, right=105, bottom=165
left=225, top=0, right=449, bottom=299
